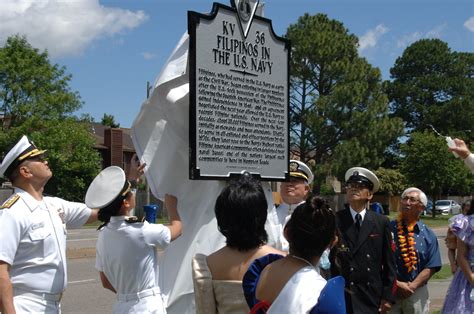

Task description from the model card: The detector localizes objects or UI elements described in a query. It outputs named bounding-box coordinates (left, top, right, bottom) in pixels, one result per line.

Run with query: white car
left=434, top=200, right=461, bottom=215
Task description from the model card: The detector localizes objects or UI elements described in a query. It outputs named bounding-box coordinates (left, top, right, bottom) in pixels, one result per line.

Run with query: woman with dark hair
left=243, top=196, right=344, bottom=313
left=87, top=164, right=182, bottom=314
left=192, top=174, right=282, bottom=314
left=442, top=200, right=474, bottom=313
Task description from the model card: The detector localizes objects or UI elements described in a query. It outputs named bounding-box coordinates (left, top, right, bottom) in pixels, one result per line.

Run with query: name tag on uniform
left=31, top=222, right=45, bottom=230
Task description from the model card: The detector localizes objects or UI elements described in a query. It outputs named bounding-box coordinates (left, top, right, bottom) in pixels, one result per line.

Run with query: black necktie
left=355, top=214, right=362, bottom=231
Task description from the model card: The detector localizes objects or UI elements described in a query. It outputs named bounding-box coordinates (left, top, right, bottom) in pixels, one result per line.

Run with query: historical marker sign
left=189, top=1, right=290, bottom=180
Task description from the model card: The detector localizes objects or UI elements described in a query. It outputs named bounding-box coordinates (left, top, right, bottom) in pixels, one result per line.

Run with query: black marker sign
left=189, top=1, right=290, bottom=180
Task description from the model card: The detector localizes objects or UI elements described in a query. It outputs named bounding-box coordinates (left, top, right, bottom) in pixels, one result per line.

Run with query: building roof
left=90, top=123, right=135, bottom=152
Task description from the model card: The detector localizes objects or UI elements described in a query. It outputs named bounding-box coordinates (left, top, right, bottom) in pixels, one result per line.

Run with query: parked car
left=434, top=200, right=461, bottom=215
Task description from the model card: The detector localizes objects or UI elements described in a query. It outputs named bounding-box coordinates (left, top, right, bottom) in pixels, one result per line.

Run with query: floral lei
left=396, top=215, right=417, bottom=272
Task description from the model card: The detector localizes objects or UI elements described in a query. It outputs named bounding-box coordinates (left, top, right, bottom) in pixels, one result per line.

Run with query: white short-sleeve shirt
left=95, top=216, right=171, bottom=294
left=0, top=188, right=92, bottom=294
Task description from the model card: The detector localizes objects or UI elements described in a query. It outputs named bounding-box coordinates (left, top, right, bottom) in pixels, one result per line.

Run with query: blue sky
left=1, top=0, right=473, bottom=128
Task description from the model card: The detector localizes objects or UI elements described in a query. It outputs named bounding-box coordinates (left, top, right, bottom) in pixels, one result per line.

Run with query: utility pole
left=145, top=81, right=152, bottom=206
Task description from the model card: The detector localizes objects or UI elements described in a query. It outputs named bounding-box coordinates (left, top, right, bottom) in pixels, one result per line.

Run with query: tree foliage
left=285, top=14, right=403, bottom=185
left=101, top=113, right=120, bottom=128
left=0, top=36, right=100, bottom=201
left=375, top=167, right=407, bottom=196
left=386, top=39, right=474, bottom=140
left=0, top=35, right=82, bottom=127
left=400, top=132, right=474, bottom=198
left=0, top=118, right=101, bottom=201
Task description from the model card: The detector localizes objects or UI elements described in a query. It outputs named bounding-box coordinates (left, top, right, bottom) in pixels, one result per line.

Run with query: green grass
left=388, top=211, right=452, bottom=229
left=432, top=264, right=453, bottom=280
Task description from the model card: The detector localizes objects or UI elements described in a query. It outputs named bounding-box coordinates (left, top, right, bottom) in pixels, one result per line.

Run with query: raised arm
left=165, top=194, right=182, bottom=241
left=128, top=154, right=146, bottom=183
left=449, top=138, right=474, bottom=174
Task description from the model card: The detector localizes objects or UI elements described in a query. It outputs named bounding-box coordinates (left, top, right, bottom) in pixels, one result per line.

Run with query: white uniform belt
left=14, top=288, right=63, bottom=302
left=117, top=287, right=161, bottom=302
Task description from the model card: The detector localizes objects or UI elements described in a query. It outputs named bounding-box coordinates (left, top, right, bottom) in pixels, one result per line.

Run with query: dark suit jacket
left=333, top=209, right=396, bottom=314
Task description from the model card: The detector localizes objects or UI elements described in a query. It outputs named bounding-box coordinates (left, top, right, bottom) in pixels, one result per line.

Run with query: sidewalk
left=428, top=279, right=450, bottom=312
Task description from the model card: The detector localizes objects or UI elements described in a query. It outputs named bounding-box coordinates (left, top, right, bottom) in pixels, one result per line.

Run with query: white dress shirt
left=0, top=188, right=91, bottom=294
left=95, top=216, right=171, bottom=313
left=349, top=207, right=367, bottom=225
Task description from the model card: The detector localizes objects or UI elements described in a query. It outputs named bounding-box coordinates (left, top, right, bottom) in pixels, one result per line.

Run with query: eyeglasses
left=401, top=196, right=420, bottom=204
left=345, top=182, right=369, bottom=190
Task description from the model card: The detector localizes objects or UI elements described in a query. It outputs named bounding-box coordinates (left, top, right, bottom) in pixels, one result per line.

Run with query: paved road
left=67, top=228, right=98, bottom=250
left=61, top=226, right=451, bottom=313
left=428, top=227, right=451, bottom=312
left=62, top=257, right=115, bottom=313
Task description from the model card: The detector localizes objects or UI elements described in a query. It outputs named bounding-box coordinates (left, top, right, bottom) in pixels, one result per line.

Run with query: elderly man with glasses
left=390, top=187, right=441, bottom=314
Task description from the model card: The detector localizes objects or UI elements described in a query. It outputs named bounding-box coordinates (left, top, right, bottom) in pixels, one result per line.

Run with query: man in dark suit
left=333, top=167, right=396, bottom=313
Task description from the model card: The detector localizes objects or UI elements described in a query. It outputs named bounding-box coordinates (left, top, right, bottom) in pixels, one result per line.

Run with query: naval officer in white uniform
left=0, top=135, right=98, bottom=313
left=87, top=166, right=182, bottom=314
left=266, top=160, right=314, bottom=251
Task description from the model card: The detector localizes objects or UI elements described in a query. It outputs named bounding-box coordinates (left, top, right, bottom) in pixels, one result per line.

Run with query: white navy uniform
left=95, top=216, right=171, bottom=314
left=0, top=188, right=91, bottom=312
left=266, top=201, right=305, bottom=251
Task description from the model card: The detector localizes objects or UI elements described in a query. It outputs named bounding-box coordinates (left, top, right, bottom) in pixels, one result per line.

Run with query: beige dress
left=192, top=253, right=249, bottom=314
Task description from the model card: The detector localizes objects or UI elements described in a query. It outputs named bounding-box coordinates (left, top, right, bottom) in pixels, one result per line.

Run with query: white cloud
left=397, top=24, right=446, bottom=49
left=141, top=52, right=157, bottom=60
left=464, top=16, right=474, bottom=32
left=426, top=23, right=446, bottom=38
left=0, top=0, right=148, bottom=58
left=397, top=31, right=423, bottom=48
left=358, top=24, right=389, bottom=52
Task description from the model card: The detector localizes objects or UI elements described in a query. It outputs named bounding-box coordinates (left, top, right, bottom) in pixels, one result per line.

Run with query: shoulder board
left=1, top=194, right=20, bottom=209
left=124, top=216, right=143, bottom=224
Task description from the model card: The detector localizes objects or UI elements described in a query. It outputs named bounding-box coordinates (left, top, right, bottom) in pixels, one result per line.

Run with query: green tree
left=0, top=35, right=82, bottom=128
left=79, top=113, right=96, bottom=123
left=101, top=113, right=120, bottom=128
left=386, top=39, right=474, bottom=140
left=400, top=132, right=473, bottom=201
left=0, top=35, right=101, bottom=201
left=375, top=167, right=407, bottom=197
left=285, top=14, right=403, bottom=185
left=0, top=117, right=101, bottom=201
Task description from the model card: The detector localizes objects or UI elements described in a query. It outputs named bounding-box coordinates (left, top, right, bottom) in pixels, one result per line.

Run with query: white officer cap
left=345, top=167, right=380, bottom=192
left=85, top=166, right=132, bottom=209
left=289, top=160, right=314, bottom=184
left=0, top=135, right=47, bottom=178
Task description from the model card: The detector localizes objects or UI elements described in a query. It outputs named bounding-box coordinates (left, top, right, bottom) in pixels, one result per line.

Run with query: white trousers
left=113, top=294, right=166, bottom=314
left=13, top=295, right=60, bottom=314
